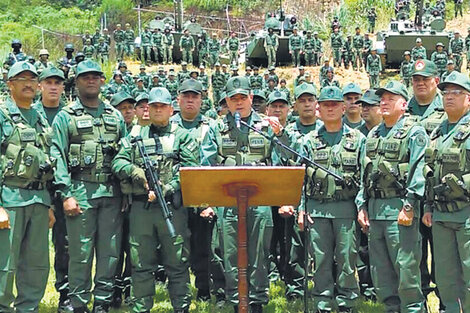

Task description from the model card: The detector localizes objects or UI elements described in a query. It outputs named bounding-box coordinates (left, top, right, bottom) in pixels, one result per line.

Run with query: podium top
left=180, top=166, right=305, bottom=207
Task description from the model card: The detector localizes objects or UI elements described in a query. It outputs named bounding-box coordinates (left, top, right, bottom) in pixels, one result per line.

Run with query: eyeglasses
left=10, top=77, right=39, bottom=83
left=442, top=89, right=469, bottom=96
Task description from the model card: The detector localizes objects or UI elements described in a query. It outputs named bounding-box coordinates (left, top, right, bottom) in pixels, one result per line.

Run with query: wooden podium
left=180, top=166, right=304, bottom=313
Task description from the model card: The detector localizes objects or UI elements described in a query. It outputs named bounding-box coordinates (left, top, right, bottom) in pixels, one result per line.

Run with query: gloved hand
left=131, top=167, right=147, bottom=188
left=162, top=184, right=175, bottom=198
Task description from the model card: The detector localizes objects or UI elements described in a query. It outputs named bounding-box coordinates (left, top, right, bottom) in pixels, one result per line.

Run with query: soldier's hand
left=297, top=211, right=314, bottom=231
left=148, top=191, right=156, bottom=202
left=63, top=197, right=82, bottom=217
left=48, top=208, right=56, bottom=228
left=265, top=116, right=283, bottom=135
left=357, top=209, right=370, bottom=233
left=131, top=167, right=147, bottom=188
left=422, top=212, right=432, bottom=227
left=397, top=207, right=414, bottom=226
left=121, top=197, right=129, bottom=212
left=278, top=205, right=295, bottom=218
left=0, top=207, right=10, bottom=229
left=200, top=207, right=215, bottom=220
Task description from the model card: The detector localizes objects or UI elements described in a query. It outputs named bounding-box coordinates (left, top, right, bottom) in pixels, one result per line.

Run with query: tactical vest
left=432, top=52, right=448, bottom=69
left=401, top=61, right=414, bottom=78
left=153, top=33, right=164, bottom=46
left=65, top=102, right=121, bottom=183
left=180, top=36, right=193, bottom=49
left=0, top=106, right=55, bottom=189
left=218, top=118, right=271, bottom=166
left=364, top=118, right=415, bottom=199
left=228, top=38, right=239, bottom=51
left=265, top=34, right=277, bottom=47
left=408, top=109, right=446, bottom=135
left=304, top=129, right=361, bottom=202
left=331, top=34, right=343, bottom=48
left=425, top=120, right=470, bottom=212
left=289, top=35, right=302, bottom=49
left=303, top=38, right=315, bottom=51
left=165, top=33, right=174, bottom=46
left=367, top=55, right=381, bottom=74
left=121, top=124, right=178, bottom=195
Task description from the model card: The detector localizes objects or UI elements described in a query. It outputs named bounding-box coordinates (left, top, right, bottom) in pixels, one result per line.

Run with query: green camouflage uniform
left=179, top=35, right=195, bottom=65
left=140, top=30, right=152, bottom=65
left=449, top=36, right=464, bottom=72
left=124, top=29, right=135, bottom=58
left=431, top=50, right=449, bottom=77
left=366, top=54, right=382, bottom=89
left=264, top=32, right=279, bottom=67
left=353, top=34, right=364, bottom=70
left=164, top=31, right=175, bottom=64
left=400, top=59, right=414, bottom=88
left=114, top=29, right=126, bottom=59
left=289, top=32, right=303, bottom=67
left=227, top=37, right=240, bottom=66
left=211, top=70, right=227, bottom=104
left=152, top=30, right=166, bottom=64
left=208, top=38, right=221, bottom=68
left=330, top=32, right=343, bottom=67
left=303, top=34, right=316, bottom=66
left=411, top=46, right=427, bottom=61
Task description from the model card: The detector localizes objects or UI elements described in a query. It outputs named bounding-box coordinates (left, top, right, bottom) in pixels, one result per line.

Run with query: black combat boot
left=173, top=309, right=189, bottom=313
left=109, top=287, right=122, bottom=309
left=92, top=302, right=109, bottom=313
left=73, top=307, right=90, bottom=313
left=58, top=291, right=74, bottom=313
left=250, top=303, right=263, bottom=313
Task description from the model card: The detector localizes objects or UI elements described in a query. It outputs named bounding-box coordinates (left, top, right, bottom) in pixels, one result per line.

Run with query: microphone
left=234, top=111, right=241, bottom=129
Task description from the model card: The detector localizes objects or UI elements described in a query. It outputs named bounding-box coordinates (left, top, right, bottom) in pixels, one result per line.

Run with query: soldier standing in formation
left=264, top=28, right=279, bottom=68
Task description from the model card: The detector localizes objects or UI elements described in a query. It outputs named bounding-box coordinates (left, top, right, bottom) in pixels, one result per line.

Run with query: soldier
left=34, top=49, right=53, bottom=74
left=208, top=33, right=221, bottom=68
left=353, top=27, right=364, bottom=70
left=209, top=62, right=225, bottom=104
left=114, top=24, right=126, bottom=59
left=454, top=0, right=463, bottom=17
left=227, top=31, right=240, bottom=66
left=245, top=66, right=252, bottom=78
left=222, top=64, right=231, bottom=81
left=264, top=77, right=279, bottom=98
left=362, top=33, right=373, bottom=66
left=321, top=68, right=340, bottom=89
left=266, top=90, right=290, bottom=127
left=50, top=60, right=127, bottom=313
left=289, top=27, right=303, bottom=68
left=200, top=76, right=287, bottom=313
left=132, top=78, right=148, bottom=98
left=294, top=66, right=306, bottom=88
left=4, top=39, right=27, bottom=68
left=422, top=71, right=470, bottom=313
left=265, top=27, right=279, bottom=67
left=197, top=32, right=209, bottom=68
left=201, top=87, right=217, bottom=119
left=157, top=66, right=167, bottom=85
left=367, top=7, right=377, bottom=34
left=449, top=31, right=464, bottom=72
left=140, top=26, right=153, bottom=65
left=356, top=80, right=428, bottom=313
left=400, top=51, right=414, bottom=88
left=268, top=66, right=279, bottom=86
left=431, top=42, right=448, bottom=77
left=178, top=62, right=191, bottom=84
left=124, top=23, right=135, bottom=58
left=149, top=75, right=161, bottom=89
left=331, top=27, right=343, bottom=67
left=137, top=64, right=151, bottom=88
left=165, top=70, right=179, bottom=101
left=465, top=28, right=470, bottom=70
left=152, top=28, right=166, bottom=64
left=279, top=79, right=291, bottom=105
left=83, top=39, right=95, bottom=60
left=412, top=37, right=427, bottom=61
left=96, top=37, right=110, bottom=64
left=82, top=30, right=92, bottom=46
left=111, top=87, right=197, bottom=313
left=252, top=89, right=267, bottom=114
left=110, top=91, right=136, bottom=139
left=134, top=93, right=151, bottom=126
left=342, top=83, right=364, bottom=129
left=0, top=61, right=56, bottom=313
left=198, top=65, right=209, bottom=90
left=296, top=86, right=364, bottom=313
left=441, top=59, right=455, bottom=81
left=92, top=28, right=101, bottom=58
left=342, top=35, right=354, bottom=69
left=303, top=30, right=316, bottom=66
left=366, top=47, right=382, bottom=89
left=357, top=89, right=382, bottom=136
left=179, top=29, right=195, bottom=66
left=164, top=27, right=175, bottom=64
left=103, top=72, right=131, bottom=100
left=230, top=65, right=239, bottom=78
left=102, top=28, right=111, bottom=46
left=319, top=59, right=334, bottom=85
left=313, top=31, right=324, bottom=66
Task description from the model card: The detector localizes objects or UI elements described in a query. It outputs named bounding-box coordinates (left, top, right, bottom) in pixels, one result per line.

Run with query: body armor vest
left=304, top=129, right=361, bottom=201
left=408, top=109, right=446, bottom=134
left=65, top=102, right=121, bottom=183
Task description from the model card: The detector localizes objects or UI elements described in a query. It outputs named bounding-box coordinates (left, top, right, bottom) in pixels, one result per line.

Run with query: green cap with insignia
left=317, top=86, right=344, bottom=102
left=225, top=76, right=251, bottom=97
left=8, top=61, right=38, bottom=80
left=252, top=89, right=266, bottom=100
left=342, top=82, right=362, bottom=96
left=218, top=91, right=227, bottom=105
left=294, top=82, right=317, bottom=99
left=75, top=60, right=103, bottom=77
left=267, top=90, right=289, bottom=105
left=376, top=80, right=409, bottom=100
left=438, top=71, right=470, bottom=92
left=411, top=59, right=438, bottom=77
left=39, top=66, right=65, bottom=81
left=356, top=89, right=380, bottom=106
left=148, top=87, right=172, bottom=105
left=135, top=92, right=149, bottom=106
left=110, top=91, right=135, bottom=107
left=178, top=78, right=202, bottom=94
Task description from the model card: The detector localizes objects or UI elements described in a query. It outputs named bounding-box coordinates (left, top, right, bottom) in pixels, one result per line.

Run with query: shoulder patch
left=415, top=132, right=427, bottom=147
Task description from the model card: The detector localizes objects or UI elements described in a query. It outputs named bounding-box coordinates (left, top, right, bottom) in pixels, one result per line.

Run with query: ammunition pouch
left=432, top=173, right=470, bottom=206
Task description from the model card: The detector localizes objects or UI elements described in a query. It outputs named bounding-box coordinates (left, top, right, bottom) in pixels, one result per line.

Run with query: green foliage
left=98, top=0, right=135, bottom=26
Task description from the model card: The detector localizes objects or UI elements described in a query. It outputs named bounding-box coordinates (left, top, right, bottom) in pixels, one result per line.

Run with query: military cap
left=215, top=62, right=221, bottom=67
left=356, top=89, right=380, bottom=106
left=39, top=49, right=49, bottom=56
left=293, top=26, right=298, bottom=31
left=136, top=77, right=144, bottom=82
left=295, top=82, right=317, bottom=99
left=404, top=51, right=411, bottom=56
left=110, top=91, right=135, bottom=107
left=178, top=78, right=203, bottom=94
left=411, top=59, right=438, bottom=77
left=305, top=71, right=311, bottom=77
left=307, top=30, right=312, bottom=34
left=298, top=66, right=305, bottom=70
left=231, top=65, right=238, bottom=71
left=139, top=64, right=146, bottom=69
left=252, top=89, right=266, bottom=100
left=436, top=42, right=444, bottom=47
left=267, top=76, right=276, bottom=82
left=246, top=66, right=252, bottom=70
left=253, top=66, right=259, bottom=70
left=181, top=61, right=188, bottom=66
left=342, top=82, right=362, bottom=96
left=226, top=76, right=251, bottom=97
left=39, top=66, right=65, bottom=81
left=376, top=80, right=409, bottom=100
left=219, top=91, right=227, bottom=104
left=268, top=66, right=275, bottom=71
left=148, top=87, right=172, bottom=105
left=454, top=30, right=460, bottom=34
left=267, top=90, right=289, bottom=105
left=189, top=70, right=199, bottom=76
left=318, top=86, right=344, bottom=102
left=168, top=70, right=176, bottom=76
left=199, top=64, right=205, bottom=69
left=438, top=71, right=470, bottom=93
left=416, top=37, right=422, bottom=43
left=75, top=60, right=103, bottom=77
left=313, top=31, right=318, bottom=35
left=8, top=61, right=38, bottom=80
left=222, top=64, right=228, bottom=68
left=118, top=62, right=127, bottom=68
left=159, top=66, right=165, bottom=71
left=135, top=92, right=149, bottom=105
left=116, top=23, right=121, bottom=27
left=447, top=59, right=454, bottom=65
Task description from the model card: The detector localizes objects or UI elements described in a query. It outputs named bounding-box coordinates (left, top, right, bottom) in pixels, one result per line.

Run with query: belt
left=435, top=200, right=469, bottom=213
left=368, top=189, right=404, bottom=199
left=3, top=180, right=45, bottom=190
left=71, top=172, right=112, bottom=183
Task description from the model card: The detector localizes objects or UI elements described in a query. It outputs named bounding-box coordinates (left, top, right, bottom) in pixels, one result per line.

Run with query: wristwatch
left=403, top=204, right=413, bottom=212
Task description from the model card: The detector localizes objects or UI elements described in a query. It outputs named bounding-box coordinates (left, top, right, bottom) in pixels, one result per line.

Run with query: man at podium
left=200, top=76, right=286, bottom=313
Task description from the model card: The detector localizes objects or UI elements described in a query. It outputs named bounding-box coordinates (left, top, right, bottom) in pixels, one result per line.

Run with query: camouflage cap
left=416, top=37, right=422, bottom=43
left=342, top=82, right=363, bottom=96
left=298, top=66, right=305, bottom=70
left=267, top=90, right=289, bottom=105
left=356, top=89, right=380, bottom=106
left=139, top=64, right=146, bottom=69
left=317, top=86, right=344, bottom=102
left=404, top=51, right=411, bottom=56
left=110, top=91, right=136, bottom=107
left=148, top=87, right=172, bottom=105
left=159, top=66, right=165, bottom=71
left=8, top=61, right=38, bottom=80
left=75, top=60, right=103, bottom=77
left=222, top=64, right=228, bottom=68
left=39, top=66, right=65, bottom=81
left=231, top=65, right=238, bottom=71
left=376, top=80, right=409, bottom=101
left=135, top=92, right=149, bottom=105
left=252, top=89, right=266, bottom=100
left=215, top=62, right=221, bottom=67
left=225, top=76, right=251, bottom=97
left=411, top=59, right=438, bottom=77
left=294, top=82, right=317, bottom=99
left=268, top=66, right=275, bottom=71
left=39, top=49, right=49, bottom=56
left=219, top=91, right=227, bottom=104
left=181, top=61, right=188, bottom=66
left=438, top=71, right=470, bottom=93
left=436, top=42, right=444, bottom=47
left=178, top=78, right=203, bottom=94
left=447, top=59, right=455, bottom=65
